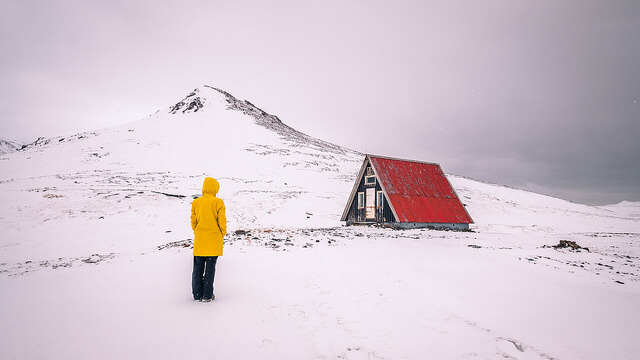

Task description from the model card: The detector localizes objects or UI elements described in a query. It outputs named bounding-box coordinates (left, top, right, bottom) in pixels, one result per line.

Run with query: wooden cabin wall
left=345, top=165, right=395, bottom=224
left=379, top=195, right=395, bottom=223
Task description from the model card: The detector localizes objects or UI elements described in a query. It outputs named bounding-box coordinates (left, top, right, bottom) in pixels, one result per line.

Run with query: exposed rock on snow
left=169, top=88, right=205, bottom=114
left=552, top=239, right=590, bottom=252
left=17, top=132, right=100, bottom=152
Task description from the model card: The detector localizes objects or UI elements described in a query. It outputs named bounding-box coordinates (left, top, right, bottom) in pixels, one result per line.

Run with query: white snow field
left=1, top=86, right=638, bottom=359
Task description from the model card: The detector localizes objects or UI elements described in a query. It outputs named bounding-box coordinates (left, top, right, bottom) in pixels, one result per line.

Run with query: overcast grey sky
left=2, top=0, right=639, bottom=205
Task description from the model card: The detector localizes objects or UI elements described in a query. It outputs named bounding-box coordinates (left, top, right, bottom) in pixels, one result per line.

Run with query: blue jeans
left=192, top=256, right=218, bottom=300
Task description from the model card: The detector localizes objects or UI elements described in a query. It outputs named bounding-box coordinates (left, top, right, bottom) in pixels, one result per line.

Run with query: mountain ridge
left=169, top=85, right=359, bottom=156
left=12, top=86, right=359, bottom=159
left=0, top=137, right=23, bottom=155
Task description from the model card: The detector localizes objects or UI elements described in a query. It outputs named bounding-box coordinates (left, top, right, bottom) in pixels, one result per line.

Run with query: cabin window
left=357, top=192, right=365, bottom=209
left=364, top=167, right=376, bottom=185
left=376, top=191, right=384, bottom=208
left=364, top=175, right=376, bottom=186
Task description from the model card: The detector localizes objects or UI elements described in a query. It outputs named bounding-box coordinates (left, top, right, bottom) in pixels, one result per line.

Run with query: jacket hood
left=202, top=177, right=220, bottom=196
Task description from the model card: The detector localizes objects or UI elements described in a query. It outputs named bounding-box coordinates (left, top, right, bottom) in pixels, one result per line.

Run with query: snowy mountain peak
left=168, top=88, right=206, bottom=114
left=167, top=85, right=257, bottom=115
left=169, top=85, right=358, bottom=156
left=168, top=85, right=282, bottom=121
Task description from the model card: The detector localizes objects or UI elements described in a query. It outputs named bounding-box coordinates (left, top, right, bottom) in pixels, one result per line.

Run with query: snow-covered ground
left=1, top=86, right=639, bottom=359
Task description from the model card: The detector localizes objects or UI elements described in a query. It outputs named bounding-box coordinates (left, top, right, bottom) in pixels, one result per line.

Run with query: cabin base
left=345, top=221, right=470, bottom=231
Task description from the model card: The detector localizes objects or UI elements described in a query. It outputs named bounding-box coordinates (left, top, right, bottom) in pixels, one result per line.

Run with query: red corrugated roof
left=368, top=155, right=473, bottom=224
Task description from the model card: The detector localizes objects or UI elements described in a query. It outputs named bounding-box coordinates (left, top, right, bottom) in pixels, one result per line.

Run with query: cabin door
left=365, top=188, right=376, bottom=219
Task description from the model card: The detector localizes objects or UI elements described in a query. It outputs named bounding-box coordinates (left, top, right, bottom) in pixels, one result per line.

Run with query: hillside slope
left=1, top=86, right=639, bottom=360
left=0, top=85, right=362, bottom=260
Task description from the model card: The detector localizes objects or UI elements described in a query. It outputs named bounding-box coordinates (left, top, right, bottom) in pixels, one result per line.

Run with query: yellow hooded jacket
left=191, top=177, right=227, bottom=256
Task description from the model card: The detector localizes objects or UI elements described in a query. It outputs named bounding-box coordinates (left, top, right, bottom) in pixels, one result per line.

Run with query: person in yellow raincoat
left=190, top=177, right=227, bottom=302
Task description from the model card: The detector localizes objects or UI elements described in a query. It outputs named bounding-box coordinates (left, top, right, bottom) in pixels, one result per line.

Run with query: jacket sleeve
left=217, top=199, right=227, bottom=237
left=190, top=200, right=198, bottom=231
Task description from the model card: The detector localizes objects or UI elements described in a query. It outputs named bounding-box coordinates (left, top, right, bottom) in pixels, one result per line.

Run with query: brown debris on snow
left=552, top=240, right=590, bottom=252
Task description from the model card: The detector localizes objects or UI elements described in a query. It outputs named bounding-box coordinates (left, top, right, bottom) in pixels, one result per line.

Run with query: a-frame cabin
left=341, top=155, right=473, bottom=230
